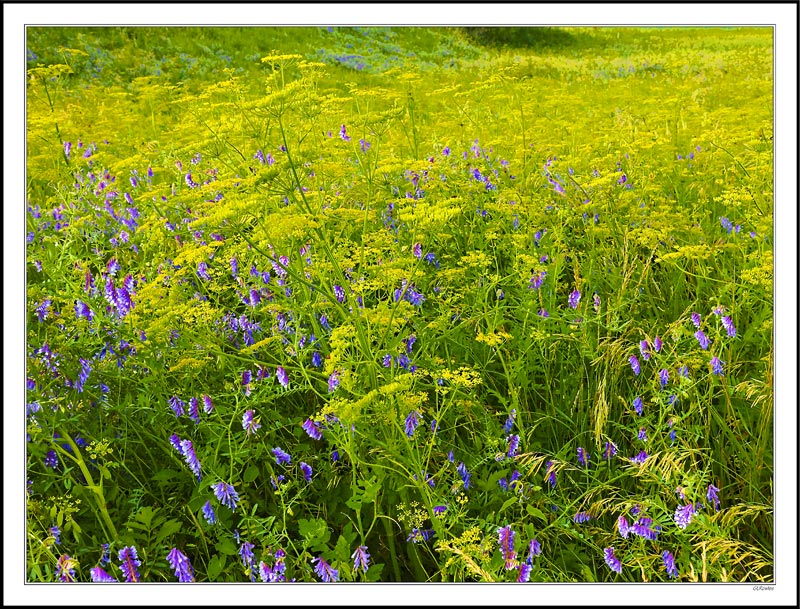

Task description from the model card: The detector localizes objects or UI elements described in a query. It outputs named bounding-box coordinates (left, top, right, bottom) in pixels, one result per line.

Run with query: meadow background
left=24, top=26, right=774, bottom=584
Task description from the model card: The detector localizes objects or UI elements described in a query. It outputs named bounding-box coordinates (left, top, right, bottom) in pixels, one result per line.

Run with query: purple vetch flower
left=75, top=300, right=94, bottom=321
left=169, top=433, right=183, bottom=453
left=242, top=409, right=261, bottom=435
left=34, top=299, right=52, bottom=322
left=412, top=242, right=422, bottom=259
left=188, top=397, right=200, bottom=424
left=272, top=447, right=291, bottom=465
left=629, top=355, right=641, bottom=376
left=276, top=366, right=289, bottom=388
left=674, top=503, right=696, bottom=529
left=507, top=434, right=520, bottom=458
left=653, top=336, right=662, bottom=352
left=339, top=125, right=351, bottom=142
left=695, top=330, right=711, bottom=350
left=239, top=541, right=255, bottom=569
left=577, top=447, right=588, bottom=467
left=618, top=515, right=631, bottom=538
left=603, top=441, right=617, bottom=460
left=300, top=461, right=313, bottom=482
left=538, top=308, right=549, bottom=318
left=528, top=538, right=542, bottom=558
left=405, top=286, right=425, bottom=306
left=90, top=566, right=118, bottom=582
left=662, top=550, right=678, bottom=579
left=528, top=271, right=547, bottom=290
left=333, top=284, right=345, bottom=303
left=433, top=505, right=447, bottom=515
left=359, top=138, right=371, bottom=152
left=721, top=316, right=737, bottom=338
left=352, top=545, right=370, bottom=574
left=168, top=395, right=185, bottom=418
left=311, top=351, right=323, bottom=368
left=568, top=289, right=581, bottom=309
left=407, top=527, right=435, bottom=543
left=202, top=500, right=216, bottom=525
left=709, top=356, right=724, bottom=376
left=201, top=394, right=213, bottom=414
left=691, top=312, right=702, bottom=328
left=312, top=556, right=339, bottom=582
left=328, top=370, right=341, bottom=393
left=45, top=450, right=58, bottom=469
left=197, top=262, right=210, bottom=281
left=56, top=555, right=77, bottom=582
left=544, top=460, right=557, bottom=489
left=167, top=547, right=195, bottom=582
left=180, top=439, right=202, bottom=480
left=118, top=546, right=141, bottom=582
left=604, top=547, right=622, bottom=574
left=50, top=526, right=61, bottom=544
left=242, top=369, right=252, bottom=395
left=382, top=353, right=392, bottom=367
left=212, top=481, right=239, bottom=511
left=457, top=462, right=471, bottom=489
left=640, top=340, right=651, bottom=360
left=630, top=450, right=648, bottom=465
left=638, top=428, right=647, bottom=442
left=573, top=511, right=591, bottom=524
left=302, top=418, right=323, bottom=440
left=633, top=396, right=643, bottom=416
left=405, top=410, right=422, bottom=437
left=503, top=409, right=517, bottom=433
left=497, top=525, right=517, bottom=569
left=707, top=484, right=720, bottom=512
left=517, top=562, right=532, bottom=582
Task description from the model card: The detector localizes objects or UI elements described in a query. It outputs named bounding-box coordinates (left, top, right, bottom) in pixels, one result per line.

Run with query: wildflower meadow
left=24, top=25, right=778, bottom=587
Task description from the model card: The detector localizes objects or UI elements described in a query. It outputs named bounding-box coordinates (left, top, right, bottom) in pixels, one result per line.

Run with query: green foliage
left=26, top=26, right=773, bottom=584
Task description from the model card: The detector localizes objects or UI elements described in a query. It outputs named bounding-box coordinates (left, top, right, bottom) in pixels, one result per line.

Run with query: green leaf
left=526, top=505, right=547, bottom=521
left=215, top=538, right=238, bottom=556
left=365, top=562, right=384, bottom=582
left=155, top=519, right=183, bottom=545
left=243, top=464, right=260, bottom=483
left=500, top=496, right=518, bottom=513
left=333, top=534, right=350, bottom=566
left=207, top=554, right=225, bottom=580
left=152, top=469, right=180, bottom=482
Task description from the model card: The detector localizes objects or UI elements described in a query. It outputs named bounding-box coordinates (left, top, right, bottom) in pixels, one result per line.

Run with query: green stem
left=381, top=515, right=402, bottom=582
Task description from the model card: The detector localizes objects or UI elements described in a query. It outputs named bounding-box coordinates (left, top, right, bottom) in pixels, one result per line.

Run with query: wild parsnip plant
left=25, top=26, right=773, bottom=583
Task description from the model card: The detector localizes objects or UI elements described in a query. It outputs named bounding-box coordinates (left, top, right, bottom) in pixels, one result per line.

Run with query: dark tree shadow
left=461, top=27, right=580, bottom=50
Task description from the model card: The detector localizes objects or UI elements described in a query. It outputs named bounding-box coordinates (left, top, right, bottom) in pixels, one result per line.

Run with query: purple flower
left=662, top=550, right=678, bottom=579
left=674, top=503, right=696, bottom=529
left=328, top=370, right=341, bottom=393
left=710, top=356, right=724, bottom=376
left=167, top=547, right=195, bottom=582
left=312, top=556, right=339, bottom=582
left=412, top=242, right=422, bottom=259
left=276, top=366, right=289, bottom=388
left=544, top=460, right=557, bottom=489
left=352, top=545, right=370, bottom=574
left=272, top=447, right=291, bottom=465
left=568, top=289, right=581, bottom=309
left=503, top=409, right=517, bottom=433
left=239, top=541, right=255, bottom=569
left=695, top=330, right=711, bottom=350
left=333, top=284, right=345, bottom=303
left=573, top=511, right=591, bottom=524
left=197, top=262, right=210, bottom=281
left=302, top=418, right=323, bottom=440
left=118, top=546, right=141, bottom=582
left=498, top=525, right=517, bottom=569
left=242, top=409, right=261, bottom=435
left=639, top=339, right=650, bottom=360
left=180, top=439, right=202, bottom=480
left=691, top=312, right=702, bottom=328
left=517, top=562, right=532, bottom=582
left=678, top=365, right=690, bottom=379
left=405, top=410, right=422, bottom=437
left=653, top=336, right=662, bottom=352
left=433, top=505, right=447, bottom=515
left=90, top=566, right=118, bottom=582
left=56, top=555, right=77, bottom=582
left=529, top=538, right=542, bottom=557
left=457, top=462, right=471, bottom=490
left=405, top=286, right=425, bottom=306
left=721, top=316, right=737, bottom=338
left=638, top=428, right=647, bottom=442
left=75, top=300, right=94, bottom=321
left=442, top=146, right=450, bottom=156
left=50, top=526, right=61, bottom=544
left=188, top=397, right=200, bottom=424
left=604, top=547, right=622, bottom=574
left=169, top=395, right=185, bottom=418
left=202, top=394, right=213, bottom=414
left=299, top=461, right=313, bottom=482
left=35, top=299, right=52, bottom=322
left=603, top=441, right=617, bottom=460
left=633, top=396, right=643, bottom=416
left=45, top=450, right=58, bottom=469
left=339, top=124, right=351, bottom=142
left=617, top=515, right=631, bottom=538
left=630, top=450, right=648, bottom=465
left=577, top=447, right=588, bottom=467
left=212, top=481, right=239, bottom=511
left=359, top=138, right=371, bottom=152
left=631, top=517, right=659, bottom=540
left=507, top=434, right=520, bottom=458
left=202, top=500, right=216, bottom=525
left=707, top=484, right=720, bottom=512
left=629, top=355, right=641, bottom=376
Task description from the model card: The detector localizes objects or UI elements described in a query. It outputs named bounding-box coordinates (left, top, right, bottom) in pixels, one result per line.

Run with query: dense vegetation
left=25, top=26, right=773, bottom=583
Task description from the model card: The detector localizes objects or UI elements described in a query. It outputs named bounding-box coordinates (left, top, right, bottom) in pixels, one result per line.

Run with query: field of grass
left=24, top=26, right=774, bottom=584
